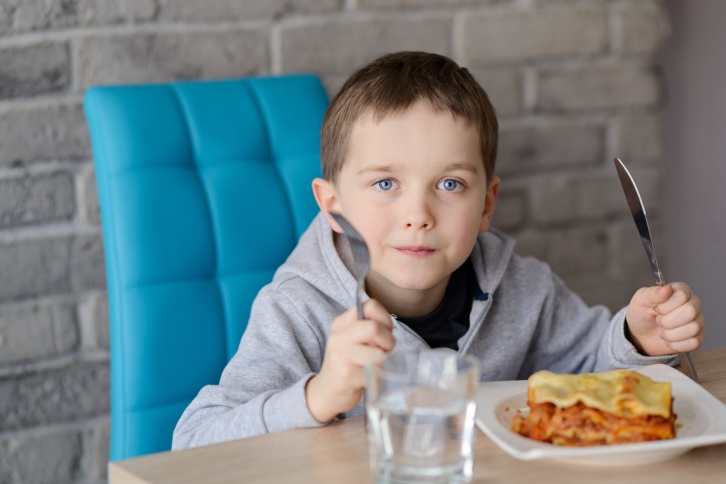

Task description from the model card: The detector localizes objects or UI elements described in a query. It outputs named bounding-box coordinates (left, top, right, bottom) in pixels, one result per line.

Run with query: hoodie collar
left=469, top=227, right=517, bottom=297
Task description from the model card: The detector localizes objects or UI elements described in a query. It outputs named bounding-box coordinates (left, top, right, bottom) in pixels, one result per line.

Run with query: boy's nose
left=402, top=196, right=435, bottom=230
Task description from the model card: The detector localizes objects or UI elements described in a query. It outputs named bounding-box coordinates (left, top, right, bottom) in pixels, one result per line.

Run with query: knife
left=613, top=157, right=698, bottom=381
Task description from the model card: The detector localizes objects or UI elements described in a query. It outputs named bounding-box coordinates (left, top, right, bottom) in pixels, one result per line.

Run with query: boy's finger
left=632, top=285, right=673, bottom=308
left=348, top=319, right=395, bottom=351
left=655, top=282, right=694, bottom=315
left=331, top=306, right=365, bottom=333
left=659, top=321, right=702, bottom=343
left=361, top=299, right=394, bottom=330
left=663, top=335, right=702, bottom=353
left=657, top=299, right=702, bottom=330
left=347, top=343, right=387, bottom=369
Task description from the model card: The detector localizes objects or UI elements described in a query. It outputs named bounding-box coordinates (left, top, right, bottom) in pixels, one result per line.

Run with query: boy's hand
left=625, top=282, right=704, bottom=356
left=305, top=299, right=395, bottom=423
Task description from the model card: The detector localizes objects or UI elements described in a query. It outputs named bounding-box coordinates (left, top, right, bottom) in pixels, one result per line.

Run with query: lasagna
left=511, top=369, right=676, bottom=446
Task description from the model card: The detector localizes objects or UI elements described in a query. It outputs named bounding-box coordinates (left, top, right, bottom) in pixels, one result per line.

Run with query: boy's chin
left=383, top=273, right=449, bottom=293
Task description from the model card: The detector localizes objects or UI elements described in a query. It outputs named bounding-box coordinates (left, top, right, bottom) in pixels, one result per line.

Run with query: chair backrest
left=83, top=75, right=329, bottom=461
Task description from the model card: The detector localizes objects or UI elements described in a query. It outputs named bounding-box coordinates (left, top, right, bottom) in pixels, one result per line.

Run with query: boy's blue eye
left=438, top=179, right=462, bottom=191
left=375, top=179, right=397, bottom=191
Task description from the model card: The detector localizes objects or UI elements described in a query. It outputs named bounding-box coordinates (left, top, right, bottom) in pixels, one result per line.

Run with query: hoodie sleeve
left=172, top=285, right=328, bottom=450
left=519, top=270, right=676, bottom=377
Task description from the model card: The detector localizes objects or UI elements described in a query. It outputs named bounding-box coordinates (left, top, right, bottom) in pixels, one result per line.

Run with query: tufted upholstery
left=83, top=75, right=329, bottom=461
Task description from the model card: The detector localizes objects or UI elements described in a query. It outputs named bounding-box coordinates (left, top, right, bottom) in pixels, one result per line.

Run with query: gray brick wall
left=0, top=0, right=668, bottom=482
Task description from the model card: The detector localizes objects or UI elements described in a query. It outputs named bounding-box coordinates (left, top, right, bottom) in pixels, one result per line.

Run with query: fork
left=329, top=212, right=370, bottom=320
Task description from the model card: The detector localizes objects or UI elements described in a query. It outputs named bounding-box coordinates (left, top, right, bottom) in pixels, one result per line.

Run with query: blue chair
left=83, top=75, right=329, bottom=461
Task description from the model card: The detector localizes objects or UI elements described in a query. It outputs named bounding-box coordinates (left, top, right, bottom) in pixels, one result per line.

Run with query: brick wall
left=0, top=0, right=668, bottom=482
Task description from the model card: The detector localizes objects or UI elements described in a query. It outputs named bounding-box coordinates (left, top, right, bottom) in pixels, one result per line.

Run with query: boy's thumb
left=634, top=284, right=673, bottom=308
left=636, top=285, right=673, bottom=306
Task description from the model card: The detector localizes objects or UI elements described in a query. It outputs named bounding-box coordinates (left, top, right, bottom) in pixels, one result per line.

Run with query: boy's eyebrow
left=358, top=162, right=480, bottom=175
left=357, top=164, right=396, bottom=175
left=443, top=162, right=480, bottom=174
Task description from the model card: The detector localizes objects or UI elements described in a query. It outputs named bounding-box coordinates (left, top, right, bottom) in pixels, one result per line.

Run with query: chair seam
left=169, top=82, right=227, bottom=360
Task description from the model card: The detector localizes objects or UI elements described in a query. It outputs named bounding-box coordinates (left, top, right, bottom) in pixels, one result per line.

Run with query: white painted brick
left=71, top=234, right=106, bottom=291
left=0, top=237, right=72, bottom=302
left=461, top=6, right=607, bottom=65
left=468, top=67, right=521, bottom=117
left=513, top=232, right=547, bottom=262
left=622, top=165, right=662, bottom=211
left=359, top=0, right=499, bottom=8
left=320, top=74, right=350, bottom=99
left=280, top=16, right=451, bottom=74
left=613, top=1, right=670, bottom=54
left=537, top=62, right=661, bottom=112
left=0, top=234, right=102, bottom=302
left=159, top=0, right=341, bottom=22
left=0, top=429, right=82, bottom=484
left=529, top=175, right=577, bottom=225
left=491, top=189, right=526, bottom=231
left=529, top=167, right=660, bottom=225
left=82, top=166, right=101, bottom=226
left=79, top=292, right=109, bottom=350
left=0, top=42, right=68, bottom=99
left=0, top=102, right=89, bottom=165
left=609, top=219, right=666, bottom=279
left=0, top=362, right=109, bottom=432
left=119, top=0, right=158, bottom=20
left=615, top=114, right=664, bottom=162
left=95, top=295, right=109, bottom=349
left=498, top=122, right=604, bottom=175
left=0, top=0, right=155, bottom=32
left=75, top=29, right=269, bottom=90
left=548, top=228, right=608, bottom=276
left=529, top=173, right=619, bottom=225
left=514, top=227, right=609, bottom=277
left=560, top=271, right=652, bottom=314
left=0, top=301, right=78, bottom=366
left=0, top=172, right=75, bottom=228
left=82, top=420, right=110, bottom=480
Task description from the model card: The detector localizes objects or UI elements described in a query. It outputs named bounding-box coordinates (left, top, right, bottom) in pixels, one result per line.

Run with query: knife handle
left=678, top=351, right=699, bottom=381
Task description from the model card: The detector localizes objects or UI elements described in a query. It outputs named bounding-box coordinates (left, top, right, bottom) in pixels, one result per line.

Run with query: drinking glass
left=365, top=350, right=480, bottom=483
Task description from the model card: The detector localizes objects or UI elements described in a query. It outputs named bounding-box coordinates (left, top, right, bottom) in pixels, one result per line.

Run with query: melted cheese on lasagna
left=528, top=370, right=672, bottom=419
left=512, top=369, right=676, bottom=446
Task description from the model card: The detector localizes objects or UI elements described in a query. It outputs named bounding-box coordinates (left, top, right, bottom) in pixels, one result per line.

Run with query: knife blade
left=613, top=157, right=698, bottom=381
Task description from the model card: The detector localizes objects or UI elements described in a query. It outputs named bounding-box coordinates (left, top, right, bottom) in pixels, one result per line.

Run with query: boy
left=172, top=52, right=704, bottom=448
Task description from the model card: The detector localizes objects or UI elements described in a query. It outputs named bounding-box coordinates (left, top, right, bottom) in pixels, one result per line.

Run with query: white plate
left=475, top=364, right=726, bottom=466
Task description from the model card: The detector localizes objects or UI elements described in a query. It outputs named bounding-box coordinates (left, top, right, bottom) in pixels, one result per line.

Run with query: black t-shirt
left=395, top=258, right=476, bottom=351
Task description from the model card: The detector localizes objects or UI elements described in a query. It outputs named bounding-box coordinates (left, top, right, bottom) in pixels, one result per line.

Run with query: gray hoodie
left=172, top=213, right=675, bottom=449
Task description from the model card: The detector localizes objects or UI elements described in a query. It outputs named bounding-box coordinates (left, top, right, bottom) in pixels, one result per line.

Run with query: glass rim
left=364, top=349, right=480, bottom=381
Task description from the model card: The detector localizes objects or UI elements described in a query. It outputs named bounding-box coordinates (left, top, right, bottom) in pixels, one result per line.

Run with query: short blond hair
left=321, top=51, right=499, bottom=184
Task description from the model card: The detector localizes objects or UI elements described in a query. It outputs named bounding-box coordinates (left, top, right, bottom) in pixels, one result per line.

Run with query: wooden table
left=110, top=348, right=726, bottom=483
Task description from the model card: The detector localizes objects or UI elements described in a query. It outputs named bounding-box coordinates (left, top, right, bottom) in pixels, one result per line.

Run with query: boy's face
left=314, top=101, right=499, bottom=311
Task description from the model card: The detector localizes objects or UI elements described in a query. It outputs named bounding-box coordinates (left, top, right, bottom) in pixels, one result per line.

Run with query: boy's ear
left=311, top=178, right=344, bottom=233
left=479, top=176, right=500, bottom=234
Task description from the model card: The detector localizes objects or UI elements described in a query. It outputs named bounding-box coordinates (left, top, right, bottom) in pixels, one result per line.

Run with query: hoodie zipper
left=391, top=295, right=492, bottom=354
left=458, top=295, right=493, bottom=354
left=390, top=314, right=431, bottom=349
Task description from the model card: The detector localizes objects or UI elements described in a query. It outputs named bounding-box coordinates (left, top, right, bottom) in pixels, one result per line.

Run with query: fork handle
left=356, top=287, right=364, bottom=320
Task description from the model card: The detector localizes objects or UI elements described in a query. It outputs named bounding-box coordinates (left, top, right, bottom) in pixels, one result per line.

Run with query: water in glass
left=365, top=351, right=479, bottom=483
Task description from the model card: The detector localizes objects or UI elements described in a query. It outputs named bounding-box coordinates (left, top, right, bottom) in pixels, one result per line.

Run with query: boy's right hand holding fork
left=305, top=299, right=396, bottom=423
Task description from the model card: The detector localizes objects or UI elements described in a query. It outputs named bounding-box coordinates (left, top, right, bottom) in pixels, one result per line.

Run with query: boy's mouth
left=395, top=246, right=436, bottom=258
